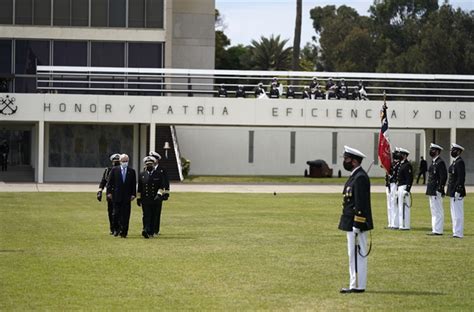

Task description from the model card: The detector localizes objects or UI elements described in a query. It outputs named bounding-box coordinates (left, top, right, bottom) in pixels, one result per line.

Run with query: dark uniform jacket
left=338, top=167, right=373, bottom=232
left=217, top=88, right=227, bottom=98
left=389, top=161, right=400, bottom=184
left=138, top=168, right=168, bottom=203
left=447, top=157, right=466, bottom=197
left=426, top=157, right=447, bottom=196
left=269, top=88, right=279, bottom=98
left=99, top=167, right=112, bottom=190
left=106, top=166, right=137, bottom=202
left=419, top=159, right=427, bottom=173
left=397, top=160, right=413, bottom=189
left=236, top=88, right=246, bottom=98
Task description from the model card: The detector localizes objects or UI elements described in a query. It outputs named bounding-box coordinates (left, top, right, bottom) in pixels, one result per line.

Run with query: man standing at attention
left=339, top=146, right=373, bottom=294
left=106, top=154, right=137, bottom=238
left=447, top=143, right=466, bottom=238
left=426, top=143, right=447, bottom=236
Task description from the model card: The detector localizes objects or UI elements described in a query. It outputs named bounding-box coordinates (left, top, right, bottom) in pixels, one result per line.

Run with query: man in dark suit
left=447, top=143, right=466, bottom=238
left=106, top=154, right=137, bottom=238
left=416, top=156, right=427, bottom=184
left=339, top=146, right=373, bottom=294
left=426, top=143, right=448, bottom=235
left=137, top=156, right=168, bottom=238
left=97, top=153, right=121, bottom=234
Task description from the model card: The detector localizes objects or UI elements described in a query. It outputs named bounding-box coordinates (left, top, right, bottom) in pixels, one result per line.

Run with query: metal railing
left=36, top=66, right=474, bottom=101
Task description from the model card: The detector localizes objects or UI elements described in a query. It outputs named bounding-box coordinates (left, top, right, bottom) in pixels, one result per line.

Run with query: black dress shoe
left=120, top=232, right=127, bottom=238
left=351, top=289, right=365, bottom=293
left=142, top=230, right=149, bottom=239
left=113, top=231, right=119, bottom=237
left=453, top=235, right=462, bottom=238
left=427, top=232, right=443, bottom=236
left=340, top=288, right=352, bottom=293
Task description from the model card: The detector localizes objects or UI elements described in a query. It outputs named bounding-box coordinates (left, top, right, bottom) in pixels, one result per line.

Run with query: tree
left=249, top=35, right=292, bottom=70
left=215, top=9, right=231, bottom=69
left=292, top=0, right=302, bottom=71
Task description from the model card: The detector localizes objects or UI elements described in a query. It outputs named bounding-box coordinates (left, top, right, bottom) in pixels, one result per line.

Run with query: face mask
left=343, top=160, right=354, bottom=172
left=450, top=150, right=459, bottom=158
left=121, top=162, right=128, bottom=168
left=429, top=150, right=437, bottom=158
left=113, top=161, right=120, bottom=166
left=146, top=165, right=154, bottom=171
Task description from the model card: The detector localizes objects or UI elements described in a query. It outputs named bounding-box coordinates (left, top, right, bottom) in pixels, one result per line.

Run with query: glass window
left=91, top=42, right=124, bottom=67
left=15, top=40, right=50, bottom=74
left=91, top=0, right=107, bottom=27
left=15, top=0, right=33, bottom=25
left=15, top=77, right=37, bottom=93
left=128, top=0, right=145, bottom=28
left=33, top=0, right=51, bottom=25
left=146, top=0, right=164, bottom=28
left=48, top=124, right=133, bottom=167
left=109, top=0, right=126, bottom=27
left=0, top=40, right=12, bottom=73
left=128, top=42, right=163, bottom=68
left=71, top=0, right=88, bottom=26
left=53, top=0, right=70, bottom=26
left=53, top=41, right=87, bottom=66
left=0, top=0, right=13, bottom=24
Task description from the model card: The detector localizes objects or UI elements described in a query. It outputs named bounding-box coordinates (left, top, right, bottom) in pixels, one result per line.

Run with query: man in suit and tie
left=106, top=154, right=137, bottom=238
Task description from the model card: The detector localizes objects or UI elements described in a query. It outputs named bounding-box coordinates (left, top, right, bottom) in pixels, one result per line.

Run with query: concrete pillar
left=450, top=127, right=456, bottom=162
left=133, top=124, right=139, bottom=171
left=140, top=124, right=148, bottom=160
left=149, top=123, right=156, bottom=153
left=37, top=121, right=44, bottom=183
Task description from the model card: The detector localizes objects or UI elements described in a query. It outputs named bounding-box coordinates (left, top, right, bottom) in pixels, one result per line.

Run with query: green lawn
left=183, top=175, right=387, bottom=185
left=0, top=193, right=472, bottom=311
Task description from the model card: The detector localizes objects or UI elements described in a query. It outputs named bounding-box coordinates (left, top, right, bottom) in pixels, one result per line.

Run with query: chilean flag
left=378, top=93, right=392, bottom=173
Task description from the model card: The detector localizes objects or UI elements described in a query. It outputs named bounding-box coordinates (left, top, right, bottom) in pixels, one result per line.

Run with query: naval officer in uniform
left=396, top=148, right=413, bottom=230
left=137, top=156, right=168, bottom=238
left=97, top=153, right=121, bottom=234
left=150, top=151, right=170, bottom=236
left=426, top=143, right=448, bottom=235
left=387, top=148, right=401, bottom=229
left=339, top=146, right=373, bottom=294
left=447, top=143, right=466, bottom=238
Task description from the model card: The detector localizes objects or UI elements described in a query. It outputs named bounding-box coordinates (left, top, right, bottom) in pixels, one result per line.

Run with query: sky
left=215, top=0, right=474, bottom=46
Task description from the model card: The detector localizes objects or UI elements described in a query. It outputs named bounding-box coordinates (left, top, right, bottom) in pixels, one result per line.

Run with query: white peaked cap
left=143, top=156, right=156, bottom=164
left=451, top=143, right=464, bottom=151
left=109, top=153, right=120, bottom=161
left=394, top=147, right=400, bottom=152
left=149, top=151, right=162, bottom=160
left=398, top=148, right=410, bottom=155
left=430, top=143, right=443, bottom=150
left=343, top=145, right=367, bottom=158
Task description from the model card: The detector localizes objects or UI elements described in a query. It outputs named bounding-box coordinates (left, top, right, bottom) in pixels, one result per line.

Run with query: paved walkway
left=1, top=182, right=472, bottom=194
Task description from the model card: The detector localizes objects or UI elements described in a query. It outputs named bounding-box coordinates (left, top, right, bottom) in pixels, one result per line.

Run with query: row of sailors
left=385, top=143, right=466, bottom=238
left=217, top=77, right=368, bottom=100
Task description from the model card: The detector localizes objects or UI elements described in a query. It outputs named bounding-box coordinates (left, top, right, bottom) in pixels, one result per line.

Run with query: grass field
left=183, top=175, right=387, bottom=185
left=0, top=192, right=472, bottom=311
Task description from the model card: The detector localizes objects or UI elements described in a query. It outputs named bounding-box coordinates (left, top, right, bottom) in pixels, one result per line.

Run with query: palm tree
left=292, top=0, right=302, bottom=71
left=249, top=35, right=292, bottom=70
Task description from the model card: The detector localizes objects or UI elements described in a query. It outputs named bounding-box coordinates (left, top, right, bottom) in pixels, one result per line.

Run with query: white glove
left=455, top=192, right=462, bottom=200
left=352, top=227, right=361, bottom=234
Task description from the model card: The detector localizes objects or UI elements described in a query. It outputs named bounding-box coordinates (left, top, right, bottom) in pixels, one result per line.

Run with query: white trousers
left=450, top=197, right=464, bottom=238
left=429, top=192, right=444, bottom=234
left=346, top=231, right=368, bottom=290
left=397, top=185, right=410, bottom=229
left=389, top=183, right=399, bottom=228
left=386, top=187, right=391, bottom=227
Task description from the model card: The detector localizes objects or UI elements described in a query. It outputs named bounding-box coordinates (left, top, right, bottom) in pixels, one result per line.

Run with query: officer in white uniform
left=447, top=143, right=466, bottom=238
left=396, top=148, right=413, bottom=230
left=339, top=146, right=373, bottom=294
left=426, top=143, right=447, bottom=235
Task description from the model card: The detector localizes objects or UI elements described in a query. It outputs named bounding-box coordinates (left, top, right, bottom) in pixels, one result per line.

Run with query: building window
left=0, top=40, right=12, bottom=74
left=146, top=0, right=164, bottom=28
left=49, top=124, right=134, bottom=168
left=15, top=40, right=50, bottom=74
left=0, top=0, right=13, bottom=24
left=15, top=77, right=37, bottom=93
left=91, top=0, right=107, bottom=27
left=33, top=0, right=51, bottom=25
left=128, top=42, right=163, bottom=68
left=53, top=41, right=87, bottom=66
left=109, top=0, right=126, bottom=27
left=128, top=0, right=145, bottom=28
left=15, top=0, right=33, bottom=25
left=71, top=0, right=88, bottom=26
left=91, top=42, right=124, bottom=67
left=53, top=0, right=70, bottom=26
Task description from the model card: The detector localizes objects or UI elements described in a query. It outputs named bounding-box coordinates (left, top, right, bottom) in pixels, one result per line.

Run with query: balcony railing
left=36, top=66, right=474, bottom=101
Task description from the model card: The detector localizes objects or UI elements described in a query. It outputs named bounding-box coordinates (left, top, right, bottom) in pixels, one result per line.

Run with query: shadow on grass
left=370, top=290, right=445, bottom=296
left=407, top=227, right=432, bottom=232
left=0, top=249, right=25, bottom=253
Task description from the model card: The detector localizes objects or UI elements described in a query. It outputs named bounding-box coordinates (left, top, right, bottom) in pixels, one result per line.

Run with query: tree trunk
left=292, top=0, right=302, bottom=71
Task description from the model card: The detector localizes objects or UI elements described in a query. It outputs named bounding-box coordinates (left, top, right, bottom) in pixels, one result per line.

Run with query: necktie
left=122, top=168, right=126, bottom=182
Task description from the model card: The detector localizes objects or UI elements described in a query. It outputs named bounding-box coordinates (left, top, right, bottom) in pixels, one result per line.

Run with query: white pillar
left=37, top=121, right=44, bottom=183
left=140, top=124, right=148, bottom=158
left=149, top=123, right=156, bottom=153
left=133, top=124, right=139, bottom=171
left=450, top=127, right=456, bottom=162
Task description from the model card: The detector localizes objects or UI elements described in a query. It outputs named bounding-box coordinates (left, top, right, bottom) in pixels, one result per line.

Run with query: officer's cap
left=429, top=143, right=443, bottom=151
left=149, top=151, right=162, bottom=161
left=238, top=84, right=244, bottom=88
left=343, top=145, right=366, bottom=161
left=312, top=77, right=318, bottom=80
left=398, top=147, right=410, bottom=155
left=143, top=156, right=155, bottom=165
left=451, top=143, right=464, bottom=151
left=109, top=153, right=120, bottom=161
left=393, top=147, right=400, bottom=152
